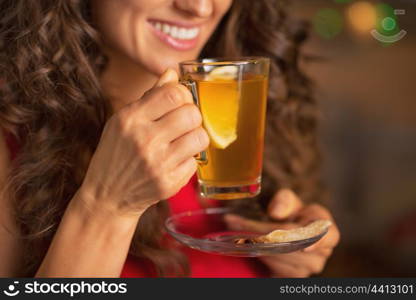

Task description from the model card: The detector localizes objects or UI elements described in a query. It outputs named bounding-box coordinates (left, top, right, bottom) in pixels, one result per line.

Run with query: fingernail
left=270, top=190, right=292, bottom=219
left=154, top=68, right=177, bottom=87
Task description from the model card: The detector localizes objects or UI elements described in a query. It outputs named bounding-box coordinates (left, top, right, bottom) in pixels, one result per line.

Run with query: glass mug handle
left=180, top=79, right=208, bottom=165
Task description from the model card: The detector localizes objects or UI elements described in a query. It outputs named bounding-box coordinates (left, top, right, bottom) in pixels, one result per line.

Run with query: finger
left=261, top=259, right=309, bottom=278
left=153, top=68, right=178, bottom=88
left=261, top=252, right=326, bottom=276
left=303, top=222, right=340, bottom=252
left=297, top=204, right=332, bottom=224
left=140, top=83, right=193, bottom=121
left=268, top=189, right=304, bottom=220
left=170, top=157, right=197, bottom=193
left=224, top=214, right=297, bottom=234
left=272, top=263, right=308, bottom=278
left=315, top=247, right=333, bottom=257
left=294, top=204, right=340, bottom=252
left=169, top=127, right=209, bottom=164
left=154, top=103, right=202, bottom=142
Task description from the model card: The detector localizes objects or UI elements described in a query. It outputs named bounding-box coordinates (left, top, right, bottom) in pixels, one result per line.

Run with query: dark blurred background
left=290, top=0, right=416, bottom=276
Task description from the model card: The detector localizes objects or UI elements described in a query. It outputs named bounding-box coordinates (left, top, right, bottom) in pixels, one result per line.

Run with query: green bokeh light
left=313, top=9, right=344, bottom=40
left=373, top=3, right=405, bottom=45
left=375, top=3, right=400, bottom=36
left=382, top=17, right=396, bottom=31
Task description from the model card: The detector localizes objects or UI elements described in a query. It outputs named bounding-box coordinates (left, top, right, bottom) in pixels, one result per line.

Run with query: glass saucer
left=165, top=207, right=328, bottom=257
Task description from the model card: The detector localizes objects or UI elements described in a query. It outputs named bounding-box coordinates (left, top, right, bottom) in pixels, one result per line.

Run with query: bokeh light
left=347, top=1, right=377, bottom=34
left=375, top=3, right=400, bottom=36
left=313, top=8, right=344, bottom=40
left=382, top=17, right=397, bottom=31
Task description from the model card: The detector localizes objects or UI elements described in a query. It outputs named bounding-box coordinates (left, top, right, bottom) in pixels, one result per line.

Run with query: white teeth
left=162, top=23, right=170, bottom=34
left=187, top=29, right=195, bottom=39
left=190, top=29, right=198, bottom=39
left=152, top=21, right=199, bottom=40
left=178, top=28, right=186, bottom=39
left=170, top=26, right=178, bottom=38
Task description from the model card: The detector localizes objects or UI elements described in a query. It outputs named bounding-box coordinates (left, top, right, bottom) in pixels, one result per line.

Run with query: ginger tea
left=180, top=57, right=270, bottom=200
left=196, top=75, right=268, bottom=199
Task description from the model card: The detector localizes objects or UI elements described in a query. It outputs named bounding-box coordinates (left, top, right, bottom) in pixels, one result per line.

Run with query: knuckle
left=188, top=158, right=197, bottom=173
left=116, top=106, right=148, bottom=134
left=113, top=114, right=132, bottom=136
left=164, top=86, right=182, bottom=107
left=185, top=104, right=202, bottom=128
left=164, top=84, right=189, bottom=108
left=176, top=84, right=193, bottom=103
left=183, top=158, right=197, bottom=178
left=144, top=152, right=158, bottom=172
left=158, top=174, right=176, bottom=199
left=195, top=127, right=210, bottom=149
left=138, top=138, right=153, bottom=157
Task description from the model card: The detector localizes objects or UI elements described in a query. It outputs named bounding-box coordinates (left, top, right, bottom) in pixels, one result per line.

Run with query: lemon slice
left=202, top=108, right=238, bottom=149
left=199, top=76, right=239, bottom=149
left=207, top=65, right=238, bottom=80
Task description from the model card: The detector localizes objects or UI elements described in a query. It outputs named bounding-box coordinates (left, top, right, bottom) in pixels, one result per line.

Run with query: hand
left=225, top=189, right=340, bottom=277
left=79, top=68, right=209, bottom=217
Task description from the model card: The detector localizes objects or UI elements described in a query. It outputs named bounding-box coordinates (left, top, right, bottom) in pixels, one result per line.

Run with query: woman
left=0, top=0, right=340, bottom=277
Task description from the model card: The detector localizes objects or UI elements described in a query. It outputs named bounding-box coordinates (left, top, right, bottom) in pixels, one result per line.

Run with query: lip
left=148, top=18, right=204, bottom=29
left=147, top=19, right=200, bottom=51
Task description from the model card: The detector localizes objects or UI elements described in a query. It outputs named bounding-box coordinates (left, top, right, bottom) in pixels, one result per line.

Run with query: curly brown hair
left=0, top=0, right=324, bottom=276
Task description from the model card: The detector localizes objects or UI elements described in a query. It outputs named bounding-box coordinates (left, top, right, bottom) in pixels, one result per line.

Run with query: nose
left=174, top=0, right=214, bottom=18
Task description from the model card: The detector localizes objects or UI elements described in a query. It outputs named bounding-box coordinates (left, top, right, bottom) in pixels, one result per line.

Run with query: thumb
left=268, top=189, right=304, bottom=220
left=224, top=214, right=297, bottom=234
left=153, top=68, right=178, bottom=88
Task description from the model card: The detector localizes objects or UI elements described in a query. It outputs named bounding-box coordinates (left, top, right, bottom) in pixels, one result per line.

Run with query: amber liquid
left=196, top=75, right=268, bottom=194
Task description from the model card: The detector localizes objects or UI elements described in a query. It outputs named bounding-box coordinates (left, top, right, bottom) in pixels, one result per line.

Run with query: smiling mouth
left=148, top=20, right=201, bottom=51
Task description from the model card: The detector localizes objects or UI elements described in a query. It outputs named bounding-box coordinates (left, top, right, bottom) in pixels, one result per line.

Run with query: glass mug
left=179, top=57, right=270, bottom=200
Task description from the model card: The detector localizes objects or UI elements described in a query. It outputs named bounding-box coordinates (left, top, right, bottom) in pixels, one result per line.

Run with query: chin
left=142, top=54, right=195, bottom=77
left=153, top=61, right=180, bottom=76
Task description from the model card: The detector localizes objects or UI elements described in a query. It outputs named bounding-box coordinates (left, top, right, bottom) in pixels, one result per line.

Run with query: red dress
left=3, top=131, right=269, bottom=278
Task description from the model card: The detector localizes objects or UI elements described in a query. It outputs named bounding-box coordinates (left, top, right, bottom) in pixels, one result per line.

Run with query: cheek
left=93, top=0, right=143, bottom=57
left=216, top=0, right=233, bottom=18
left=94, top=5, right=192, bottom=75
left=202, top=0, right=233, bottom=43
